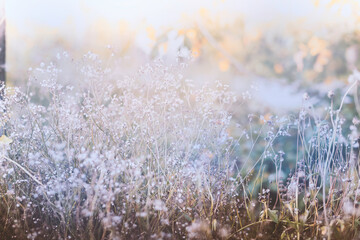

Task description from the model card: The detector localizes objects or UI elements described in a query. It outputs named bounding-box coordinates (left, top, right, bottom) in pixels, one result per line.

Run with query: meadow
left=3, top=1, right=360, bottom=239
left=1, top=52, right=360, bottom=239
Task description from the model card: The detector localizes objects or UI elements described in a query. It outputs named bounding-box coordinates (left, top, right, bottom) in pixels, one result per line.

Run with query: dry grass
left=1, top=55, right=360, bottom=239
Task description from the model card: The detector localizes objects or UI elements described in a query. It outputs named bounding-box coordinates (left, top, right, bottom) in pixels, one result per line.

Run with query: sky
left=5, top=0, right=359, bottom=34
left=3, top=0, right=360, bottom=113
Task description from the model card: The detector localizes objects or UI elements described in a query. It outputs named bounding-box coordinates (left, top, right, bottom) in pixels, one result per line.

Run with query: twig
left=2, top=154, right=43, bottom=186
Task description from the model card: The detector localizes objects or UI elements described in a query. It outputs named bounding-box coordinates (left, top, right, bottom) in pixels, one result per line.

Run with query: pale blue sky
left=6, top=0, right=355, bottom=32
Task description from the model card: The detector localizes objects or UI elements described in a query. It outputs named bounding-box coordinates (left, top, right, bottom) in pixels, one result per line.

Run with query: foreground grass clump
left=1, top=54, right=360, bottom=239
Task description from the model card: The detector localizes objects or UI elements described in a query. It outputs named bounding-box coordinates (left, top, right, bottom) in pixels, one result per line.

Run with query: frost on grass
left=0, top=55, right=243, bottom=239
left=1, top=54, right=360, bottom=239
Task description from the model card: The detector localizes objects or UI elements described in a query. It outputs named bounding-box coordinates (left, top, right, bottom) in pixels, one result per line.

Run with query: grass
left=1, top=55, right=360, bottom=239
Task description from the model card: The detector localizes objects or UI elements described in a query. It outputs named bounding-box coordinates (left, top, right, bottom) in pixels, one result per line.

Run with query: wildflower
left=297, top=171, right=305, bottom=178
left=153, top=199, right=168, bottom=212
left=218, top=226, right=229, bottom=238
left=327, top=90, right=334, bottom=99
left=343, top=200, right=360, bottom=216
left=186, top=220, right=211, bottom=239
left=303, top=92, right=309, bottom=101
left=353, top=117, right=360, bottom=125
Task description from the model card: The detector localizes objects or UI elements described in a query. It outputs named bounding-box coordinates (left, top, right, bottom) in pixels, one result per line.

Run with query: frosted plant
left=1, top=53, right=360, bottom=239
left=0, top=54, right=245, bottom=239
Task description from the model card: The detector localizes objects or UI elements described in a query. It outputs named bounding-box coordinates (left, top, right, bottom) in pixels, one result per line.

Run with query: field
left=2, top=1, right=360, bottom=239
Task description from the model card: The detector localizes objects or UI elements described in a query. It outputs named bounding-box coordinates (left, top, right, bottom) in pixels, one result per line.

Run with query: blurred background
left=5, top=0, right=360, bottom=114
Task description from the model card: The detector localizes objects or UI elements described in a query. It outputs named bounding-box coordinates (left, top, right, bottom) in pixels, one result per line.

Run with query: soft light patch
left=0, top=135, right=13, bottom=145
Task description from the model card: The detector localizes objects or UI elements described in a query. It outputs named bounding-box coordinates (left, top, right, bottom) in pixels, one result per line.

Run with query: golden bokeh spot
left=186, top=29, right=197, bottom=40
left=161, top=42, right=168, bottom=53
left=118, top=20, right=128, bottom=33
left=324, top=77, right=334, bottom=85
left=218, top=59, right=230, bottom=72
left=312, top=0, right=320, bottom=7
left=308, top=36, right=327, bottom=56
left=243, top=30, right=262, bottom=46
left=191, top=47, right=200, bottom=58
left=260, top=113, right=272, bottom=124
left=314, top=49, right=332, bottom=72
left=178, top=29, right=185, bottom=35
left=146, top=26, right=156, bottom=41
left=274, top=63, right=284, bottom=74
left=199, top=8, right=209, bottom=18
left=220, top=36, right=240, bottom=53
